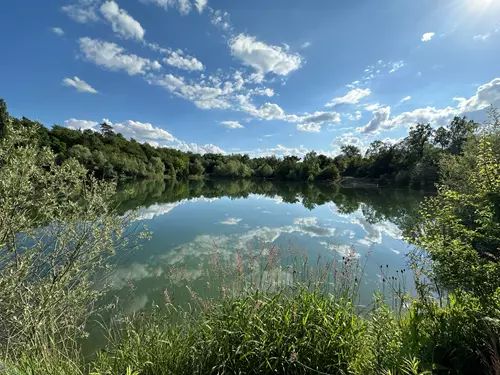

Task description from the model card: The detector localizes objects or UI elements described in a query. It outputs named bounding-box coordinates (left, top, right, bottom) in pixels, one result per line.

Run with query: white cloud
left=175, top=140, right=225, bottom=154
left=112, top=120, right=177, bottom=142
left=221, top=121, right=244, bottom=129
left=100, top=1, right=145, bottom=41
left=400, top=96, right=412, bottom=103
left=391, top=106, right=457, bottom=128
left=140, top=0, right=196, bottom=15
left=62, top=0, right=99, bottom=23
left=150, top=73, right=234, bottom=109
left=62, top=76, right=98, bottom=94
left=332, top=132, right=364, bottom=149
left=421, top=32, right=435, bottom=42
left=64, top=118, right=98, bottom=130
left=326, top=88, right=371, bottom=107
left=79, top=37, right=161, bottom=75
left=389, top=61, right=404, bottom=73
left=364, top=103, right=382, bottom=111
left=454, top=78, right=500, bottom=113
left=52, top=27, right=65, bottom=36
left=163, top=52, right=205, bottom=71
left=297, top=123, right=321, bottom=132
left=356, top=106, right=392, bottom=135
left=210, top=9, right=232, bottom=30
left=195, top=0, right=208, bottom=13
left=346, top=111, right=362, bottom=121
left=230, top=34, right=302, bottom=76
left=296, top=111, right=341, bottom=126
left=300, top=41, right=312, bottom=49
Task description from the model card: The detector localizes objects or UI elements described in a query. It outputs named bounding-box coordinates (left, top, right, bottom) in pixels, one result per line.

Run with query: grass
left=4, top=241, right=499, bottom=375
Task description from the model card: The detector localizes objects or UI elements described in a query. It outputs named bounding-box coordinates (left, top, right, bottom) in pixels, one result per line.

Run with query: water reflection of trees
left=116, top=179, right=428, bottom=231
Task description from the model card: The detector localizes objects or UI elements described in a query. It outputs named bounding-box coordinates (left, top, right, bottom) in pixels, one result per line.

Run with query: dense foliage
left=0, top=98, right=480, bottom=186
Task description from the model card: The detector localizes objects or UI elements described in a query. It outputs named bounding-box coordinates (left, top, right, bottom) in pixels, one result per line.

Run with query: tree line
left=0, top=98, right=480, bottom=186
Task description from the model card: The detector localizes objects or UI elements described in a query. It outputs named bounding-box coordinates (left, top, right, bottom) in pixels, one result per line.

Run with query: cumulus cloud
left=297, top=123, right=321, bottom=132
left=112, top=120, right=177, bottom=142
left=52, top=27, right=65, bottom=36
left=62, top=76, right=98, bottom=93
left=64, top=118, right=98, bottom=130
left=62, top=0, right=99, bottom=23
left=100, top=1, right=145, bottom=40
left=454, top=78, right=500, bottom=113
left=356, top=107, right=392, bottom=135
left=221, top=121, right=244, bottom=129
left=400, top=96, right=412, bottom=103
left=150, top=73, right=234, bottom=109
left=229, top=34, right=302, bottom=76
left=300, top=41, right=312, bottom=49
left=421, top=32, right=435, bottom=42
left=163, top=51, right=205, bottom=71
left=474, top=33, right=491, bottom=40
left=332, top=132, right=364, bottom=149
left=351, top=78, right=500, bottom=135
left=175, top=140, right=225, bottom=154
left=79, top=37, right=161, bottom=75
left=326, top=88, right=371, bottom=107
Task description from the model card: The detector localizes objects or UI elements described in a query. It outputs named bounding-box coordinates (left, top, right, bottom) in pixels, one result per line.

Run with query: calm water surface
left=106, top=179, right=428, bottom=313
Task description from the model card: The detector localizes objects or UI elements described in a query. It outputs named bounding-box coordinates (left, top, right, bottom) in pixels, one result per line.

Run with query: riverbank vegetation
left=0, top=98, right=482, bottom=187
left=1, top=102, right=500, bottom=374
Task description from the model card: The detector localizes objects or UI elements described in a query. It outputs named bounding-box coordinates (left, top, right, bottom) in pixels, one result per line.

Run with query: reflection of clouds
left=293, top=217, right=318, bottom=226
left=133, top=203, right=181, bottom=221
left=108, top=263, right=154, bottom=290
left=130, top=197, right=221, bottom=221
left=391, top=248, right=401, bottom=255
left=221, top=217, right=242, bottom=225
left=352, top=218, right=402, bottom=245
left=125, top=294, right=149, bottom=314
left=319, top=241, right=360, bottom=258
left=343, top=229, right=356, bottom=239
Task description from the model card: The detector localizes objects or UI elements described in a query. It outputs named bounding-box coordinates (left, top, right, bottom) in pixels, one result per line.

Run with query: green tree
left=0, top=98, right=9, bottom=140
left=100, top=121, right=114, bottom=137
left=0, top=120, right=139, bottom=363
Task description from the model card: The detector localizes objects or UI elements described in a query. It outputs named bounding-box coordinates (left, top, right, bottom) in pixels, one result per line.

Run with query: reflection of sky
left=112, top=195, right=413, bottom=313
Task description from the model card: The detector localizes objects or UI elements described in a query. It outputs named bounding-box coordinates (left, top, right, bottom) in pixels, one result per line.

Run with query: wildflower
left=163, top=288, right=171, bottom=306
left=254, top=300, right=262, bottom=310
left=289, top=350, right=297, bottom=363
left=236, top=253, right=244, bottom=277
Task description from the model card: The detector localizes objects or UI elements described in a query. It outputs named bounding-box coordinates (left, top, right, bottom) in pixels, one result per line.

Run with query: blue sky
left=1, top=0, right=500, bottom=156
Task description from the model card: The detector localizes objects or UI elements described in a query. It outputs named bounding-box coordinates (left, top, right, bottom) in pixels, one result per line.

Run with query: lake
left=105, top=179, right=428, bottom=313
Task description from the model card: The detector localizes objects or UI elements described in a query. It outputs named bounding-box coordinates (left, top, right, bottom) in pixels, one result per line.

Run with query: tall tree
left=0, top=99, right=9, bottom=140
left=100, top=121, right=114, bottom=137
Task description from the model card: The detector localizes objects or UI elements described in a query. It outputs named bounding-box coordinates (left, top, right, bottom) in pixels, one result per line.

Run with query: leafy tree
left=0, top=119, right=138, bottom=361
left=100, top=121, right=114, bottom=137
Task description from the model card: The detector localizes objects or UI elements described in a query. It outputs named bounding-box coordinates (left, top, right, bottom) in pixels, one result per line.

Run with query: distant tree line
left=0, top=98, right=480, bottom=187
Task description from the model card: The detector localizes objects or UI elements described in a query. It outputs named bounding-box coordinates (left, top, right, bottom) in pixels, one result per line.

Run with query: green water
left=107, top=179, right=428, bottom=312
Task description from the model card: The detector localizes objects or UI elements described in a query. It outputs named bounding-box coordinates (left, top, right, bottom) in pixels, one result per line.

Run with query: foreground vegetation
left=0, top=98, right=482, bottom=187
left=1, top=104, right=500, bottom=374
